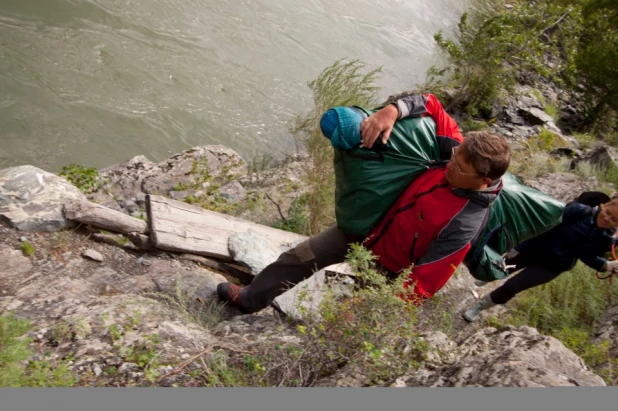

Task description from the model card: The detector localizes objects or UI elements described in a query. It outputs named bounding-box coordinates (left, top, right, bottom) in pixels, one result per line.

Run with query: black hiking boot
left=216, top=282, right=251, bottom=314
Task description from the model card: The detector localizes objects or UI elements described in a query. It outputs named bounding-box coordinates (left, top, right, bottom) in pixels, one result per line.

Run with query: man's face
left=596, top=203, right=618, bottom=229
left=445, top=145, right=490, bottom=189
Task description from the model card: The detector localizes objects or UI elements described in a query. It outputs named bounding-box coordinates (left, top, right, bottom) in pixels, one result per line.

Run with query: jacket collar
left=451, top=178, right=503, bottom=207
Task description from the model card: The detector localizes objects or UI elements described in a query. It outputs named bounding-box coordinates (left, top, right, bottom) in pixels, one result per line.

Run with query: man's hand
left=360, top=104, right=399, bottom=148
left=604, top=260, right=618, bottom=273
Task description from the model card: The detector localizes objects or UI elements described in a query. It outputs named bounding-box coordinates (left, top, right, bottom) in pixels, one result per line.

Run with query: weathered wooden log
left=64, top=200, right=148, bottom=235
left=146, top=195, right=307, bottom=261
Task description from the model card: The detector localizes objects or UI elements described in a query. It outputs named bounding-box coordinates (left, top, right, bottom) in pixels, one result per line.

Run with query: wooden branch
left=64, top=200, right=148, bottom=235
left=264, top=193, right=287, bottom=221
left=541, top=10, right=571, bottom=35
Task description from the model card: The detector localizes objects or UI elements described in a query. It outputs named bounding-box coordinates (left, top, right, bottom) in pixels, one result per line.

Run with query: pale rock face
left=392, top=326, right=605, bottom=387
left=0, top=165, right=87, bottom=231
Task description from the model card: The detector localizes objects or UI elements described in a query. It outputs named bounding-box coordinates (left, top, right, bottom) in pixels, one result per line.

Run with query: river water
left=0, top=0, right=468, bottom=172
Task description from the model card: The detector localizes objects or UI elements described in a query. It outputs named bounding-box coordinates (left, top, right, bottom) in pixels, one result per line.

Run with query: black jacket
left=516, top=203, right=616, bottom=272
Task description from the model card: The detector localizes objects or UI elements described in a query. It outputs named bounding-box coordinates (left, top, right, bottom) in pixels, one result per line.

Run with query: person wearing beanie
left=464, top=194, right=618, bottom=322
left=319, top=106, right=366, bottom=151
left=215, top=93, right=511, bottom=313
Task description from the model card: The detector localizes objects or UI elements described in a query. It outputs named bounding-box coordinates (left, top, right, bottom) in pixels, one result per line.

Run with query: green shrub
left=59, top=164, right=101, bottom=193
left=544, top=103, right=561, bottom=123
left=21, top=241, right=35, bottom=257
left=0, top=313, right=76, bottom=387
left=572, top=132, right=598, bottom=150
left=271, top=195, right=310, bottom=235
left=198, top=244, right=427, bottom=387
left=424, top=1, right=585, bottom=117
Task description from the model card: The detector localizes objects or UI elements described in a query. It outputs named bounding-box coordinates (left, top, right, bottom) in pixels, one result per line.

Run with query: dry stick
left=156, top=343, right=252, bottom=384
left=540, top=10, right=571, bottom=35
left=264, top=193, right=287, bottom=221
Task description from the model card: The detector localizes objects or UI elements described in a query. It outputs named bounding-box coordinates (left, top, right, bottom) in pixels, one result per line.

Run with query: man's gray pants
left=239, top=226, right=363, bottom=313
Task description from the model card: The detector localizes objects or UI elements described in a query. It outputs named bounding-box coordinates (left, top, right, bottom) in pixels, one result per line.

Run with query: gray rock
left=0, top=165, right=87, bottom=231
left=134, top=193, right=146, bottom=207
left=272, top=269, right=326, bottom=319
left=575, top=144, right=618, bottom=171
left=228, top=230, right=282, bottom=275
left=527, top=173, right=607, bottom=203
left=394, top=326, right=605, bottom=387
left=92, top=363, right=103, bottom=376
left=218, top=180, right=247, bottom=203
left=519, top=107, right=555, bottom=126
left=82, top=249, right=104, bottom=262
left=118, top=362, right=139, bottom=374
left=0, top=245, right=33, bottom=281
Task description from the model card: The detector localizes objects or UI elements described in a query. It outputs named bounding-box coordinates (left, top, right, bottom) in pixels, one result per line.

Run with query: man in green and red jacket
left=216, top=93, right=511, bottom=312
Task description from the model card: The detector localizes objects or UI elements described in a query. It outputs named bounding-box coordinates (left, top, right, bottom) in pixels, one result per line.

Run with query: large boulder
left=87, top=145, right=248, bottom=215
left=392, top=326, right=605, bottom=387
left=526, top=172, right=609, bottom=203
left=0, top=165, right=87, bottom=231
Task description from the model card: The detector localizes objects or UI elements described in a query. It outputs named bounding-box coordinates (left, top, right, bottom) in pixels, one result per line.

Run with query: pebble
left=20, top=236, right=28, bottom=242
left=105, top=357, right=122, bottom=366
left=92, top=363, right=103, bottom=376
left=118, top=362, right=139, bottom=373
left=82, top=249, right=104, bottom=262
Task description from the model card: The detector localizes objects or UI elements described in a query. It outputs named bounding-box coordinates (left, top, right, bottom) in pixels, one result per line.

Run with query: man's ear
left=481, top=177, right=492, bottom=186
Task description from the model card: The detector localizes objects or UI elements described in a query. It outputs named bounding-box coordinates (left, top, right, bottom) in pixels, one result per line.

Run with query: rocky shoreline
left=2, top=83, right=618, bottom=387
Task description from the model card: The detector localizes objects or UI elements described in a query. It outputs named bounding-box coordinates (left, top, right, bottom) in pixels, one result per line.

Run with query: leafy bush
left=198, top=245, right=427, bottom=387
left=59, top=163, right=101, bottom=193
left=271, top=195, right=310, bottom=235
left=425, top=1, right=582, bottom=117
left=0, top=313, right=76, bottom=387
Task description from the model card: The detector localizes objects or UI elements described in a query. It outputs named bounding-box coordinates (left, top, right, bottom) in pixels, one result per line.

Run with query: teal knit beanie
left=319, top=107, right=366, bottom=151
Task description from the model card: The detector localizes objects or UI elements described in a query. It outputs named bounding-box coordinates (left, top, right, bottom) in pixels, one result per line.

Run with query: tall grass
left=290, top=59, right=382, bottom=235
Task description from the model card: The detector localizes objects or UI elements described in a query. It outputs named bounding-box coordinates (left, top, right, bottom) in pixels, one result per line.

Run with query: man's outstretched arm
left=360, top=93, right=462, bottom=152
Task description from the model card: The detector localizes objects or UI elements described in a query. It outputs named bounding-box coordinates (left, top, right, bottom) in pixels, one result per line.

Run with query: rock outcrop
left=0, top=165, right=86, bottom=231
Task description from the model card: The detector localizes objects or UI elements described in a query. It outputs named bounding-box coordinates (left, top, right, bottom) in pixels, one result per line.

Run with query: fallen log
left=64, top=200, right=148, bottom=235
left=146, top=195, right=307, bottom=261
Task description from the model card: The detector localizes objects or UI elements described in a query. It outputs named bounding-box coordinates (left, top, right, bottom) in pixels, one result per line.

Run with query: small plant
left=1, top=313, right=76, bottom=387
left=530, top=89, right=546, bottom=106
left=59, top=163, right=101, bottom=193
left=544, top=103, right=561, bottom=123
left=108, top=323, right=123, bottom=343
left=124, top=334, right=162, bottom=383
left=21, top=241, right=35, bottom=257
left=460, top=116, right=489, bottom=132
left=509, top=142, right=570, bottom=181
left=143, top=279, right=227, bottom=330
left=572, top=133, right=598, bottom=150
left=201, top=244, right=427, bottom=387
left=114, top=237, right=130, bottom=247
left=291, top=59, right=382, bottom=235
left=271, top=195, right=310, bottom=235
